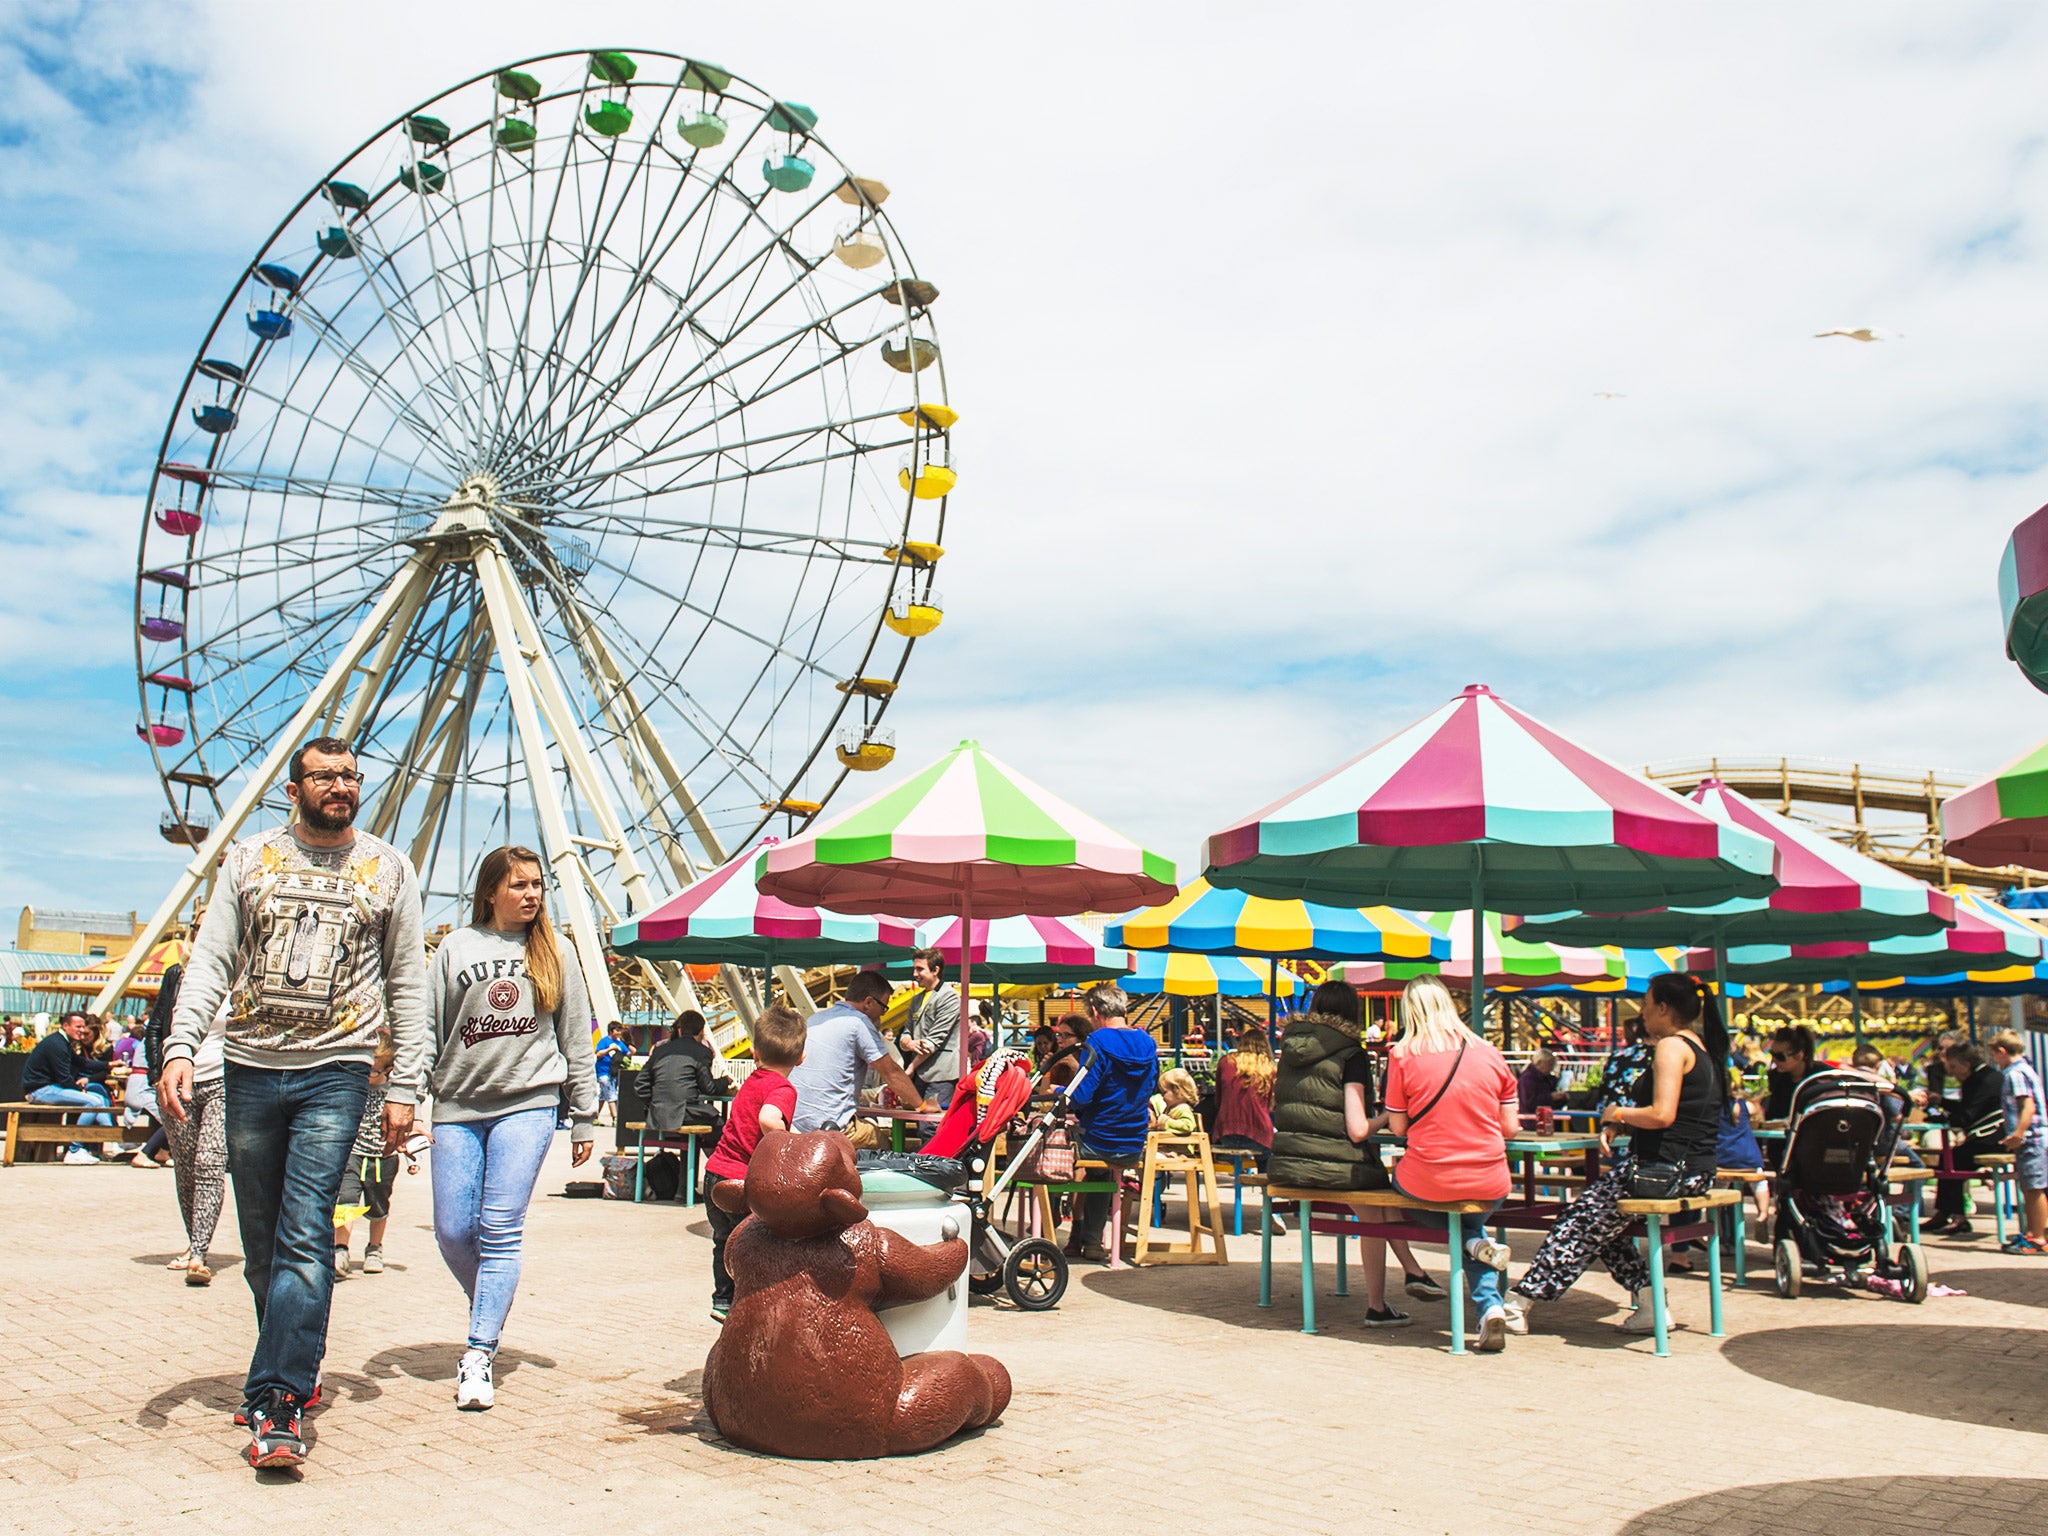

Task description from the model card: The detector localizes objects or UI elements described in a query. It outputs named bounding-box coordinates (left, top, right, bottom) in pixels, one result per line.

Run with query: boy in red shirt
left=702, top=1004, right=807, bottom=1323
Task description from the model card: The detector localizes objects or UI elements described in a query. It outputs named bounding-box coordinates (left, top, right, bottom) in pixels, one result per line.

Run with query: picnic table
left=854, top=1106, right=944, bottom=1153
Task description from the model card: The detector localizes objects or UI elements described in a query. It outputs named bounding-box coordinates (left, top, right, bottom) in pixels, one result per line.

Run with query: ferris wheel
left=100, top=49, right=955, bottom=1024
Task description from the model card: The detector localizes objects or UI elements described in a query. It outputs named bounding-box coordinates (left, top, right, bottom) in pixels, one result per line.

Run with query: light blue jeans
left=430, top=1108, right=558, bottom=1352
left=1391, top=1170, right=1505, bottom=1312
left=29, top=1083, right=114, bottom=1154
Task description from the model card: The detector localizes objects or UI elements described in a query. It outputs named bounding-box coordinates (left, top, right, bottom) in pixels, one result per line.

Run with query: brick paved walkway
left=6, top=1149, right=2047, bottom=1534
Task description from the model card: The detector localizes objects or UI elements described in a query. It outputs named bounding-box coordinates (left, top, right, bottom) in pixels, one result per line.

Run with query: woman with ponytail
left=412, top=845, right=598, bottom=1411
left=1505, top=971, right=1724, bottom=1337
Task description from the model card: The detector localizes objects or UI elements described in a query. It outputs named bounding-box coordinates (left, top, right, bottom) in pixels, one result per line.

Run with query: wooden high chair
left=1133, top=1131, right=1229, bottom=1266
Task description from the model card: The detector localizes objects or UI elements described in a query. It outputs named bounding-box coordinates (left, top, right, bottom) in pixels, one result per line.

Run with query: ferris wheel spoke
left=339, top=203, right=488, bottom=452
left=535, top=505, right=898, bottom=563
left=183, top=515, right=419, bottom=589
left=214, top=349, right=457, bottom=490
left=181, top=594, right=374, bottom=766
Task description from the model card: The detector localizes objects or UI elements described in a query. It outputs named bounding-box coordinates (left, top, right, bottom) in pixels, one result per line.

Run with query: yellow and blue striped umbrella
left=1107, top=877, right=1448, bottom=961
left=1123, top=951, right=1304, bottom=998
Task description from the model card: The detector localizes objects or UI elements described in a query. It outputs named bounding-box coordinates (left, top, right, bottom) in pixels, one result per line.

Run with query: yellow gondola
left=884, top=541, right=944, bottom=567
left=899, top=464, right=957, bottom=499
left=884, top=590, right=943, bottom=638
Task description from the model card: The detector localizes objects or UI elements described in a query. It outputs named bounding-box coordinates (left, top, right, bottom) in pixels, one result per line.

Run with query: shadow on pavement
left=135, top=1369, right=383, bottom=1429
left=359, top=1342, right=557, bottom=1383
left=1721, top=1326, right=2048, bottom=1434
left=132, top=1251, right=243, bottom=1273
left=1618, top=1476, right=2048, bottom=1535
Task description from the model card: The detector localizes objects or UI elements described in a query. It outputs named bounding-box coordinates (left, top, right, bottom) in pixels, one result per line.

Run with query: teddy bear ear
left=819, top=1186, right=868, bottom=1226
left=711, top=1179, right=751, bottom=1215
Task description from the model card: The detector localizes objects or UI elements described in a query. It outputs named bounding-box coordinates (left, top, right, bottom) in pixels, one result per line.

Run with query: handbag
left=1627, top=1158, right=1689, bottom=1201
left=1013, top=1114, right=1079, bottom=1184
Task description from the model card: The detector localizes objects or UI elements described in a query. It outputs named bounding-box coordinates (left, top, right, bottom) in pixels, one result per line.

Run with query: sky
left=6, top=1, right=2048, bottom=923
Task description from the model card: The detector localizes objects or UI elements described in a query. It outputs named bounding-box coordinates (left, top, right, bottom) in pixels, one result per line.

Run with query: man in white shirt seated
left=788, top=972, right=932, bottom=1149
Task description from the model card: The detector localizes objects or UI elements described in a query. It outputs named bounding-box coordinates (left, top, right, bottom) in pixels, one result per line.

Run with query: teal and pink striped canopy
left=758, top=739, right=1177, bottom=919
left=1944, top=734, right=2048, bottom=872
left=1337, top=911, right=1622, bottom=991
left=611, top=838, right=921, bottom=968
left=1701, top=886, right=2044, bottom=984
left=2000, top=501, right=2048, bottom=693
left=1204, top=684, right=1778, bottom=912
left=1518, top=777, right=1955, bottom=948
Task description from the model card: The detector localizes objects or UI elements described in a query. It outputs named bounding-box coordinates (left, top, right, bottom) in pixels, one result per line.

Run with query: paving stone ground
left=7, top=1146, right=2048, bottom=1535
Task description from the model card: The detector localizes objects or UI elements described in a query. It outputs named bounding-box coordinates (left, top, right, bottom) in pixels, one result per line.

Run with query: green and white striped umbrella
left=756, top=738, right=1177, bottom=919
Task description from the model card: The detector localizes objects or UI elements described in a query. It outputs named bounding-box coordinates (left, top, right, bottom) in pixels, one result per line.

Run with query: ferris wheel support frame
left=91, top=547, right=444, bottom=1015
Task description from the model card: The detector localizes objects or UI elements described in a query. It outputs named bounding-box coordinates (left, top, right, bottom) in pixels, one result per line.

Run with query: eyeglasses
left=299, top=770, right=365, bottom=789
left=1768, top=1051, right=1792, bottom=1062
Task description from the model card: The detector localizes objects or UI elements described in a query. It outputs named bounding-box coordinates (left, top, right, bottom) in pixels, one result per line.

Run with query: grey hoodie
left=401, top=925, right=598, bottom=1142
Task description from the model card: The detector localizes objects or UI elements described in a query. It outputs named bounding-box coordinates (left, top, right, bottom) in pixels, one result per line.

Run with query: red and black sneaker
left=234, top=1376, right=319, bottom=1427
left=244, top=1389, right=306, bottom=1469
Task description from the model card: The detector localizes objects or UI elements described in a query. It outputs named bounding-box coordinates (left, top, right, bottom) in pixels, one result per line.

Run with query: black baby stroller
left=1772, top=1068, right=1928, bottom=1303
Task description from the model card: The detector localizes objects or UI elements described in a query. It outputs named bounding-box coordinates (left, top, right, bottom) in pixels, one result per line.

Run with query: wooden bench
left=1258, top=1185, right=1496, bottom=1353
left=1, top=1101, right=150, bottom=1166
left=1133, top=1132, right=1228, bottom=1267
left=1615, top=1189, right=1741, bottom=1356
left=624, top=1122, right=719, bottom=1204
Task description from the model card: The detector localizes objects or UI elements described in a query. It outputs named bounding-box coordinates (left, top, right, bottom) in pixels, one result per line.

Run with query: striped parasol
left=611, top=838, right=921, bottom=969
left=889, top=914, right=1133, bottom=985
left=1204, top=683, right=1777, bottom=1026
left=1943, top=735, right=2048, bottom=872
left=1105, top=877, right=1447, bottom=961
left=1701, top=886, right=2043, bottom=987
left=1124, top=951, right=1304, bottom=998
left=2000, top=501, right=2048, bottom=693
left=1335, top=911, right=1621, bottom=991
left=758, top=738, right=1176, bottom=1016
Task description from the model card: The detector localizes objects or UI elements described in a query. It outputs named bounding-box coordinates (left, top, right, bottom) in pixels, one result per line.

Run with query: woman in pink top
left=1369, top=976, right=1519, bottom=1352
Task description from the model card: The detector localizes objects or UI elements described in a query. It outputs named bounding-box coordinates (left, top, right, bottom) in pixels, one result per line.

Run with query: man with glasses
left=158, top=736, right=427, bottom=1472
left=788, top=971, right=931, bottom=1148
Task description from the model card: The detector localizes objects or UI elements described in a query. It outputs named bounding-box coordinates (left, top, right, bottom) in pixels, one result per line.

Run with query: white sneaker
left=1621, top=1300, right=1661, bottom=1334
left=455, top=1348, right=494, bottom=1411
left=62, top=1148, right=98, bottom=1165
left=1475, top=1305, right=1509, bottom=1352
left=333, top=1247, right=351, bottom=1281
left=1502, top=1297, right=1532, bottom=1335
left=1466, top=1235, right=1513, bottom=1271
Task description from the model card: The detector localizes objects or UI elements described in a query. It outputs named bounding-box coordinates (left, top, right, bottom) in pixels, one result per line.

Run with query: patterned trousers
left=1512, top=1160, right=1715, bottom=1302
left=164, top=1078, right=228, bottom=1262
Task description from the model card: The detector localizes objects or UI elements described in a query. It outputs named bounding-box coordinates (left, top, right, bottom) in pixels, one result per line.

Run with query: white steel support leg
left=403, top=642, right=490, bottom=875
left=368, top=611, right=485, bottom=841
left=329, top=557, right=438, bottom=740
left=92, top=550, right=443, bottom=1015
left=477, top=543, right=700, bottom=1015
left=556, top=595, right=765, bottom=1026
left=471, top=538, right=625, bottom=1027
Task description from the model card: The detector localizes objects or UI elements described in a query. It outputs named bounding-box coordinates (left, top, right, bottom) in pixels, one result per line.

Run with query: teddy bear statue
left=703, top=1129, right=1012, bottom=1459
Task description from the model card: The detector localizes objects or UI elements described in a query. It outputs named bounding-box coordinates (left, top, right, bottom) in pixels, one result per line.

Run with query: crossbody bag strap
left=1403, top=1038, right=1468, bottom=1130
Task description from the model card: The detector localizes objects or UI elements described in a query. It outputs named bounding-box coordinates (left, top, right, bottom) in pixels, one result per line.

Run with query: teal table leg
left=1259, top=1194, right=1273, bottom=1307
left=1880, top=1185, right=1893, bottom=1246
left=683, top=1135, right=698, bottom=1207
left=1447, top=1220, right=1467, bottom=1356
left=1646, top=1215, right=1669, bottom=1357
left=1708, top=1218, right=1724, bottom=1337
left=1731, top=1194, right=1746, bottom=1287
left=1910, top=1185, right=1922, bottom=1243
left=1232, top=1157, right=1245, bottom=1237
left=634, top=1121, right=646, bottom=1203
left=1299, top=1201, right=1316, bottom=1335
left=1335, top=1230, right=1349, bottom=1297
left=1997, top=1174, right=2009, bottom=1245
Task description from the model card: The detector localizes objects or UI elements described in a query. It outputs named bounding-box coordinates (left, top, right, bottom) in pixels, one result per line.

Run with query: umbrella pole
left=1713, top=926, right=1733, bottom=1053
left=1968, top=993, right=1979, bottom=1043
left=1848, top=966, right=1863, bottom=1047
left=1470, top=854, right=1486, bottom=1039
left=958, top=873, right=973, bottom=1097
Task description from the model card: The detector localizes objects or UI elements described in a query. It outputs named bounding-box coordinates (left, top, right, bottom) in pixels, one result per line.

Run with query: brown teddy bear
left=703, top=1129, right=1012, bottom=1459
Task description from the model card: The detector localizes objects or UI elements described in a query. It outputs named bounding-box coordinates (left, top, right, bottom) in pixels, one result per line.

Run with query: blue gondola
left=196, top=359, right=245, bottom=383
left=191, top=404, right=236, bottom=434
left=255, top=262, right=300, bottom=294
left=247, top=307, right=292, bottom=341
left=317, top=226, right=360, bottom=258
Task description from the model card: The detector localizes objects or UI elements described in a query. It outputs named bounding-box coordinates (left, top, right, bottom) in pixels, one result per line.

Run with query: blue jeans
left=430, top=1108, right=558, bottom=1351
left=224, top=1061, right=370, bottom=1405
left=1391, top=1170, right=1505, bottom=1312
left=28, top=1084, right=113, bottom=1153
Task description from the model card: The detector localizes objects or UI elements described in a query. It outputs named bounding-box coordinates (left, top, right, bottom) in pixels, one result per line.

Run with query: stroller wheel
left=1900, top=1243, right=1929, bottom=1305
left=968, top=1269, right=1004, bottom=1295
left=1003, top=1237, right=1069, bottom=1312
left=1774, top=1238, right=1802, bottom=1300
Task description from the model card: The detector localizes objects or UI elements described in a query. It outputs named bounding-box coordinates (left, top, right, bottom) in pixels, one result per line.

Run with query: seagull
left=1812, top=327, right=1900, bottom=342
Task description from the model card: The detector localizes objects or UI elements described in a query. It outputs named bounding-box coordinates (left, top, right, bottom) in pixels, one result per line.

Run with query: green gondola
left=762, top=154, right=814, bottom=193
left=766, top=101, right=817, bottom=135
left=682, top=59, right=732, bottom=93
left=317, top=226, right=360, bottom=259
left=406, top=114, right=451, bottom=146
left=585, top=101, right=633, bottom=137
left=399, top=161, right=447, bottom=194
left=325, top=180, right=370, bottom=212
left=677, top=109, right=727, bottom=148
left=588, top=50, right=637, bottom=86
left=496, top=118, right=537, bottom=152
left=495, top=68, right=542, bottom=102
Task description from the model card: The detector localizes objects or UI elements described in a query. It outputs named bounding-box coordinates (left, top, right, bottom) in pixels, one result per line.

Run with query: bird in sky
left=1594, top=391, right=1627, bottom=398
left=1812, top=327, right=1900, bottom=342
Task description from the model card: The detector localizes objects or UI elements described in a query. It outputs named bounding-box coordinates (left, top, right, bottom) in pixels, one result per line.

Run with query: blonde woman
left=1365, top=976, right=1519, bottom=1352
left=1214, top=1026, right=1277, bottom=1163
left=406, top=846, right=598, bottom=1411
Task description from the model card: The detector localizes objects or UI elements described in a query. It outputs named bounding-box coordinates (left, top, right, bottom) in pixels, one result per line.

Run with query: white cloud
left=10, top=1, right=2048, bottom=911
